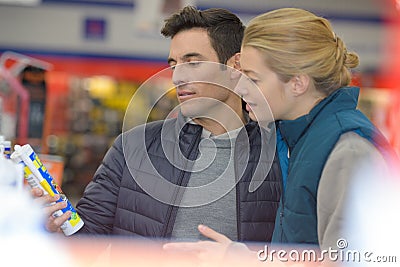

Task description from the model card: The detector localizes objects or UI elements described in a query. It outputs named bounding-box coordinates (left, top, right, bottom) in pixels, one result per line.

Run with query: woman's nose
left=234, top=75, right=249, bottom=96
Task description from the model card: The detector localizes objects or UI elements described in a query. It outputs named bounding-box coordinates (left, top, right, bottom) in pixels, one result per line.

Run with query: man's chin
left=180, top=109, right=202, bottom=119
left=179, top=104, right=204, bottom=118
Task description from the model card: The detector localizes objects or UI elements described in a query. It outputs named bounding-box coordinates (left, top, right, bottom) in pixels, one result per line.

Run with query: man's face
left=168, top=28, right=237, bottom=118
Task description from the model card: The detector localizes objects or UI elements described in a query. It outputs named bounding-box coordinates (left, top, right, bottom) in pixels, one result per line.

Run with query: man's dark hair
left=161, top=6, right=245, bottom=64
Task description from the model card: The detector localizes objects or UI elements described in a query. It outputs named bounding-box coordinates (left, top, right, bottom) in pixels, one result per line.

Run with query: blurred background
left=0, top=0, right=399, bottom=202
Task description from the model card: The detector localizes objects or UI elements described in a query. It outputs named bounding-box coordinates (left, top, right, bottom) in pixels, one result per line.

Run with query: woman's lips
left=244, top=100, right=257, bottom=112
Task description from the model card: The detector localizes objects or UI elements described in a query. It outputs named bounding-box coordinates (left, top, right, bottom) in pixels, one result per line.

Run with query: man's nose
left=172, top=63, right=189, bottom=87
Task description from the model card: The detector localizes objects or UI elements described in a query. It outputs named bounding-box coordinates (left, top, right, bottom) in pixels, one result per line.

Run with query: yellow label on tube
left=39, top=179, right=55, bottom=197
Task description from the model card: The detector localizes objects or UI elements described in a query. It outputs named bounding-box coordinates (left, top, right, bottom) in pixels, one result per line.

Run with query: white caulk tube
left=11, top=144, right=84, bottom=236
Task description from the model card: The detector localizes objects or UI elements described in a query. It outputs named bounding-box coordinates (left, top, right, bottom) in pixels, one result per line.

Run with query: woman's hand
left=164, top=225, right=232, bottom=261
left=163, top=224, right=255, bottom=266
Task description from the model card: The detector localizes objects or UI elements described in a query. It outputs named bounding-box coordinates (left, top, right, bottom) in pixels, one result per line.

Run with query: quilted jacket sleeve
left=75, top=134, right=125, bottom=235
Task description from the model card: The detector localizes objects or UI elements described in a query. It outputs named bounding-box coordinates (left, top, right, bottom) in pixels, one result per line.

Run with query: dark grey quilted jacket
left=76, top=113, right=282, bottom=242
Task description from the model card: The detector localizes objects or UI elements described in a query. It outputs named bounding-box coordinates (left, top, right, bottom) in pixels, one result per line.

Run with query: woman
left=164, top=7, right=396, bottom=259
left=237, top=7, right=394, bottom=249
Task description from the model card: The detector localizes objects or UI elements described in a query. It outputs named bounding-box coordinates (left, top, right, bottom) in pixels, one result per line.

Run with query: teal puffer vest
left=272, top=86, right=390, bottom=245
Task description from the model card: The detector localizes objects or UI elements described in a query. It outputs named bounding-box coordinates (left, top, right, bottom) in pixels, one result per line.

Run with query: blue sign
left=84, top=17, right=107, bottom=40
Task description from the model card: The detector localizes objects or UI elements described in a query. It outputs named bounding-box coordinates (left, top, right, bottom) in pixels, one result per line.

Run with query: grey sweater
left=171, top=135, right=238, bottom=241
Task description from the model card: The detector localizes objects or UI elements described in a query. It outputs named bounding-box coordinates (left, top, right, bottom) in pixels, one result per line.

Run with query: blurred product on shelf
left=0, top=135, right=11, bottom=159
left=0, top=71, right=19, bottom=141
left=0, top=140, right=23, bottom=190
left=0, top=51, right=53, bottom=148
left=20, top=65, right=47, bottom=140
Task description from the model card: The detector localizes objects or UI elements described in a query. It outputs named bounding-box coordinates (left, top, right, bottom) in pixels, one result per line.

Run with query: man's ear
left=290, top=74, right=310, bottom=96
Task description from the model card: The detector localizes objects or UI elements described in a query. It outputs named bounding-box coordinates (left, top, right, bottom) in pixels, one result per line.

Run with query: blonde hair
left=243, top=8, right=359, bottom=95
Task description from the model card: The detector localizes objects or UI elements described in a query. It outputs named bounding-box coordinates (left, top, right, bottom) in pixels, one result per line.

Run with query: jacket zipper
left=162, top=131, right=201, bottom=238
left=235, top=126, right=249, bottom=241
left=234, top=148, right=241, bottom=241
left=278, top=123, right=291, bottom=242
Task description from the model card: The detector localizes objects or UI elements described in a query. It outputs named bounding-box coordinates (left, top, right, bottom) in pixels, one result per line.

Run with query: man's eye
left=188, top=61, right=201, bottom=67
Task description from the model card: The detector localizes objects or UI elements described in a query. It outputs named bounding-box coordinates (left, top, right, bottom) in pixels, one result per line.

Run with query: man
left=35, top=6, right=281, bottom=242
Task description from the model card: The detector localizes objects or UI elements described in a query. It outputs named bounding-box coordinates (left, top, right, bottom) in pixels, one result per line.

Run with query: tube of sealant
left=3, top=140, right=11, bottom=159
left=11, top=144, right=84, bottom=236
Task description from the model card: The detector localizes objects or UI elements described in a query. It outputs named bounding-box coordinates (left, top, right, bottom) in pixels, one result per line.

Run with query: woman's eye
left=250, top=78, right=259, bottom=84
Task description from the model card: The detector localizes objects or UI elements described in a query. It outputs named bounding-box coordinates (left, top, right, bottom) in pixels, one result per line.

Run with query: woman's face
left=236, top=46, right=293, bottom=122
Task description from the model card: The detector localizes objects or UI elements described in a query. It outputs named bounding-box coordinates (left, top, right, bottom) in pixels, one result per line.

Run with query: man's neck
left=192, top=111, right=246, bottom=136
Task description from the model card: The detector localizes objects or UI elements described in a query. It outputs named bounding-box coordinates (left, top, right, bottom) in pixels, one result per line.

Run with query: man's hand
left=31, top=187, right=71, bottom=234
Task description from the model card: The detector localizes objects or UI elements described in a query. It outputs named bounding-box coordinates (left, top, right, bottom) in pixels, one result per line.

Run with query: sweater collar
left=277, top=86, right=360, bottom=150
left=176, top=109, right=250, bottom=139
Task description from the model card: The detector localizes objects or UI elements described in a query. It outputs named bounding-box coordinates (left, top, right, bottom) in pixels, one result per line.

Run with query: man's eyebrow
left=182, top=52, right=204, bottom=60
left=167, top=52, right=206, bottom=65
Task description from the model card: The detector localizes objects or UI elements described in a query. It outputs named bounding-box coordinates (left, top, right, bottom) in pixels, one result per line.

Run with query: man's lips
left=177, top=90, right=196, bottom=100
